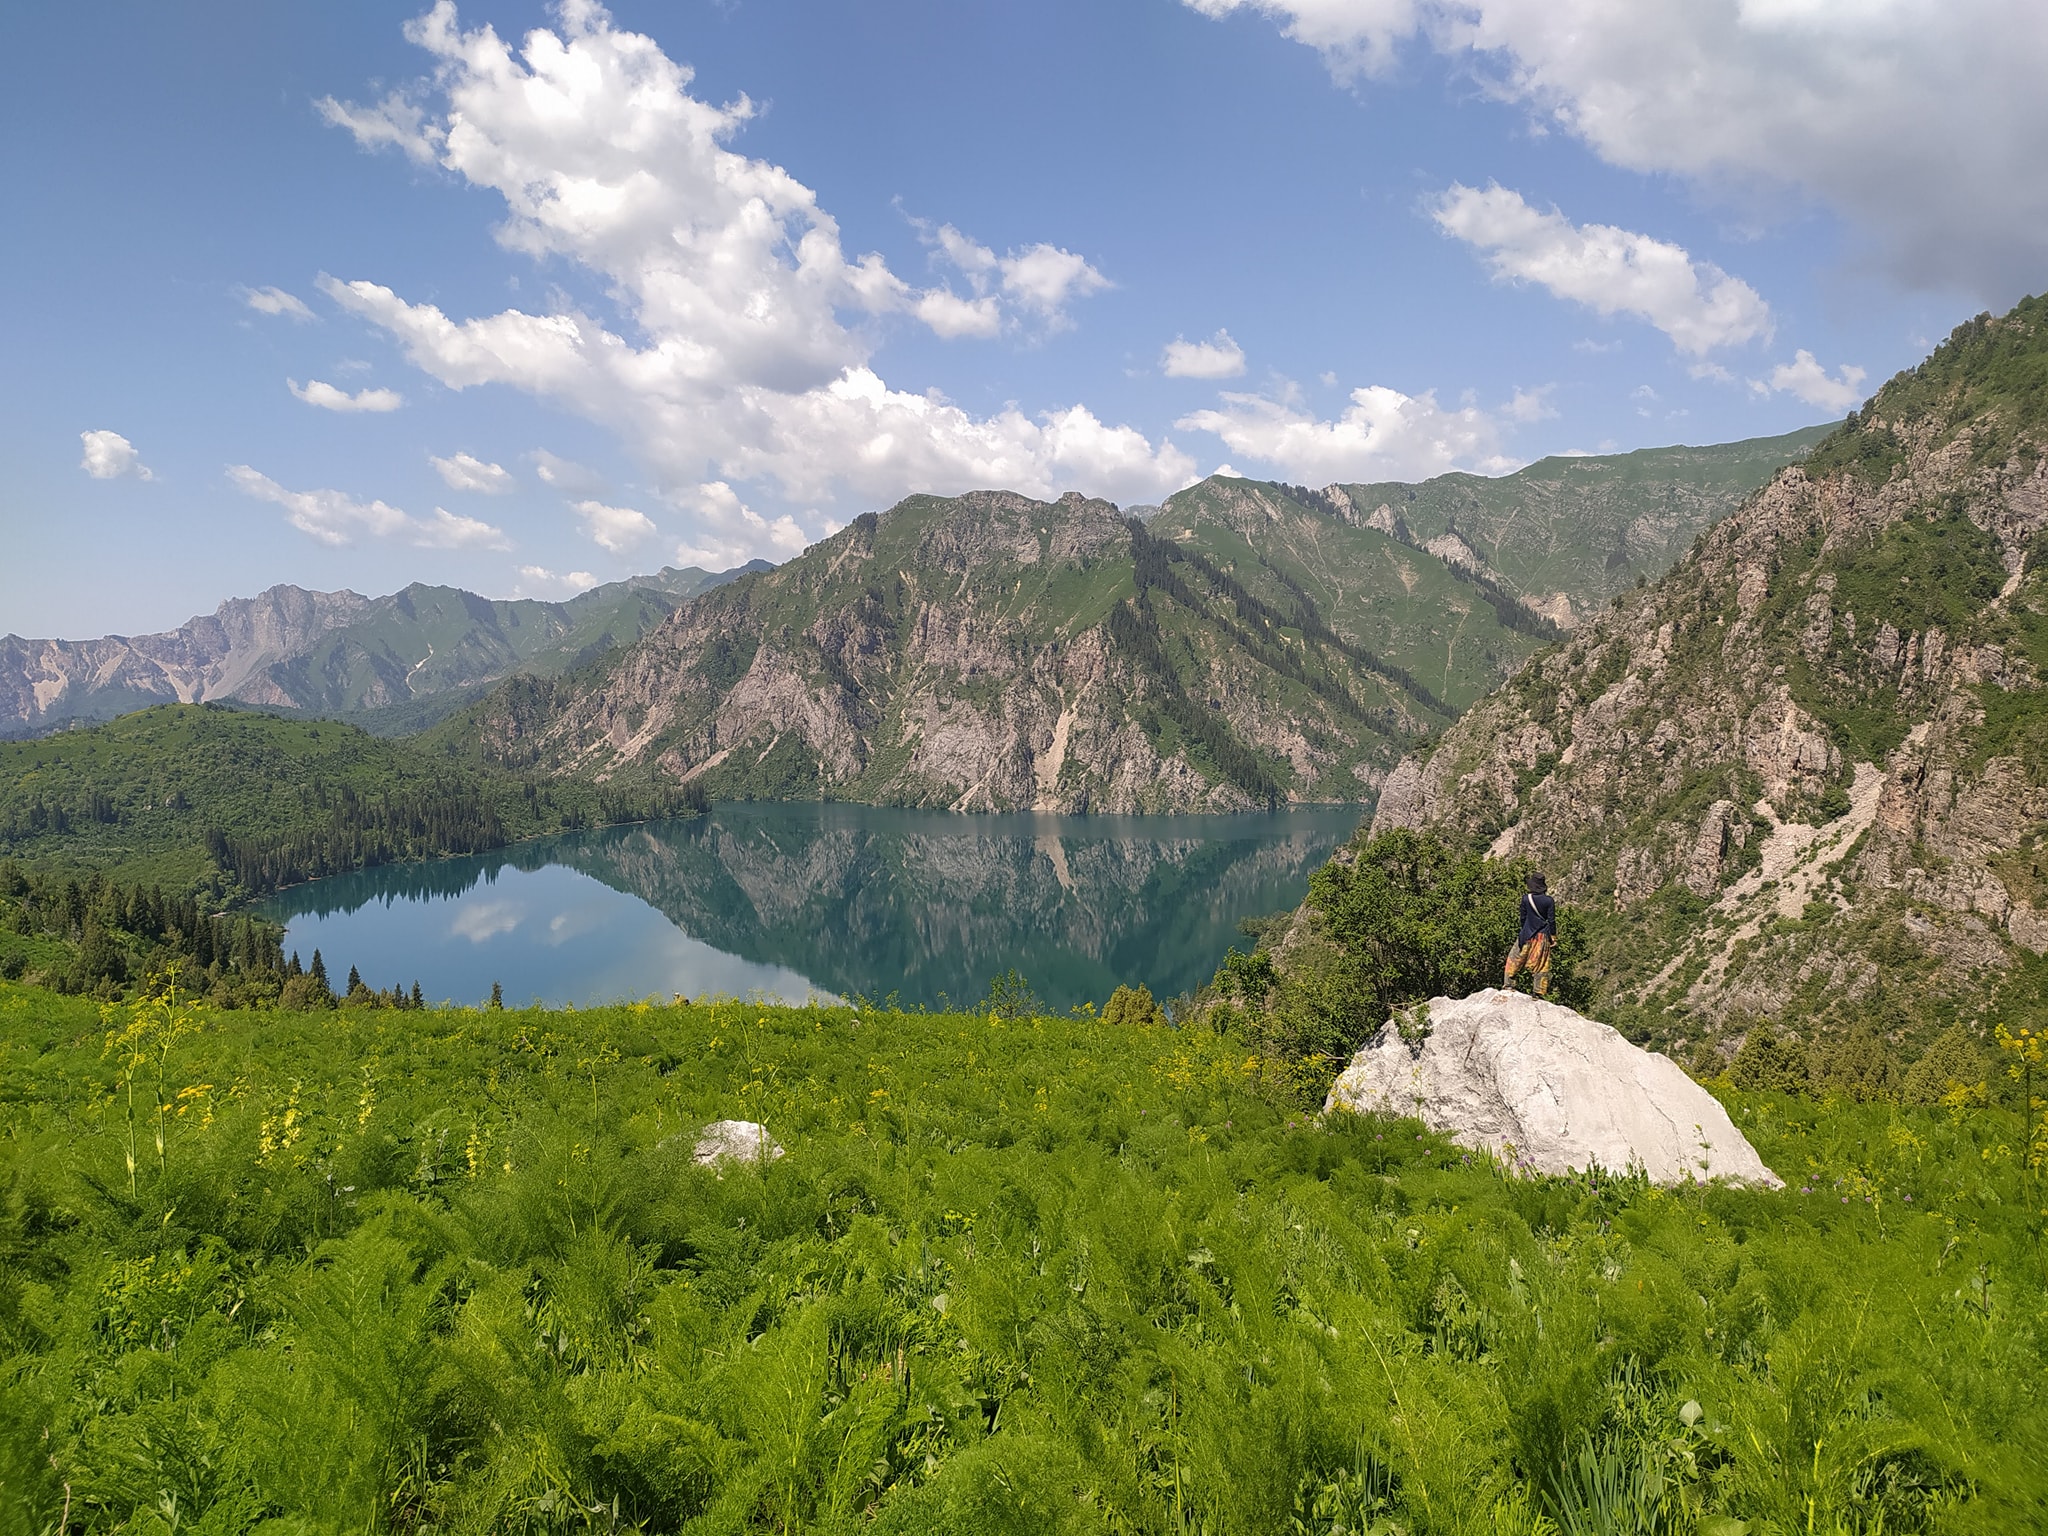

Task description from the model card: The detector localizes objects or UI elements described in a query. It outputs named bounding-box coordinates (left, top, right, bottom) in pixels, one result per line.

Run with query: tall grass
left=0, top=980, right=2042, bottom=1533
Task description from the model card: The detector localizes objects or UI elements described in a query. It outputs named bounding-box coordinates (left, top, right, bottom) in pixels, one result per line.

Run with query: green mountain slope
left=0, top=562, right=770, bottom=739
left=1154, top=477, right=1564, bottom=712
left=439, top=429, right=1832, bottom=811
left=1327, top=424, right=1833, bottom=626
left=434, top=491, right=1462, bottom=810
left=0, top=704, right=692, bottom=896
left=1360, top=298, right=2048, bottom=1055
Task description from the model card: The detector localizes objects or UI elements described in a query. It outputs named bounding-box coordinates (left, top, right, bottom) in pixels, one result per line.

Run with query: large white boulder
left=693, top=1119, right=785, bottom=1168
left=1323, top=988, right=1781, bottom=1188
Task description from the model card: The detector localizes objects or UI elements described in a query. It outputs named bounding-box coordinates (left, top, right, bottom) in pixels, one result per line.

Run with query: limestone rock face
left=1323, top=989, right=1780, bottom=1187
left=693, top=1119, right=785, bottom=1168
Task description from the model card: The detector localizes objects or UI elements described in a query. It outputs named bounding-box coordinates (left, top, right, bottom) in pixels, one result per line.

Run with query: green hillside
left=1154, top=478, right=1563, bottom=711
left=1323, top=297, right=2048, bottom=1060
left=0, top=705, right=694, bottom=898
left=1332, top=424, right=1833, bottom=623
left=260, top=565, right=773, bottom=733
left=0, top=980, right=2039, bottom=1532
left=0, top=563, right=770, bottom=742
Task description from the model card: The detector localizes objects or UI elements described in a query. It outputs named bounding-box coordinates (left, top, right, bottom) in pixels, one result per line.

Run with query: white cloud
left=228, top=464, right=508, bottom=548
left=918, top=222, right=1111, bottom=334
left=289, top=377, right=405, bottom=412
left=515, top=564, right=600, bottom=596
left=317, top=4, right=1186, bottom=556
left=79, top=430, right=153, bottom=481
left=671, top=480, right=812, bottom=568
left=430, top=451, right=515, bottom=493
left=1162, top=331, right=1248, bottom=380
left=1177, top=383, right=1513, bottom=484
left=571, top=499, right=658, bottom=554
left=1507, top=384, right=1557, bottom=422
left=1432, top=183, right=1771, bottom=355
left=1183, top=0, right=2048, bottom=298
left=913, top=290, right=1002, bottom=341
left=531, top=450, right=604, bottom=493
left=244, top=286, right=315, bottom=321
left=314, top=91, right=439, bottom=164
left=1754, top=350, right=1867, bottom=413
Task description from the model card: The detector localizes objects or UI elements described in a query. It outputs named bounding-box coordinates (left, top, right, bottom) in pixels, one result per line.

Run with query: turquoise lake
left=257, top=802, right=1365, bottom=1012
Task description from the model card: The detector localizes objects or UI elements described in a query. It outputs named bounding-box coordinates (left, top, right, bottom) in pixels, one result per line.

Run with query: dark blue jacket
left=1517, top=892, right=1556, bottom=943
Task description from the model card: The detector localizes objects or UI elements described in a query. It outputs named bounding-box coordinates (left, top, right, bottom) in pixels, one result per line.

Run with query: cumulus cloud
left=1507, top=384, right=1557, bottom=422
left=1754, top=350, right=1868, bottom=413
left=1162, top=331, right=1248, bottom=380
left=914, top=290, right=1003, bottom=341
left=1183, top=0, right=2048, bottom=298
left=318, top=3, right=1188, bottom=556
left=672, top=481, right=812, bottom=568
left=571, top=499, right=658, bottom=553
left=1432, top=184, right=1771, bottom=355
left=917, top=222, right=1111, bottom=334
left=289, top=377, right=405, bottom=412
left=244, top=286, right=315, bottom=321
left=1177, top=384, right=1513, bottom=484
left=80, top=430, right=153, bottom=481
left=515, top=564, right=600, bottom=596
left=229, top=465, right=508, bottom=548
left=430, top=451, right=515, bottom=493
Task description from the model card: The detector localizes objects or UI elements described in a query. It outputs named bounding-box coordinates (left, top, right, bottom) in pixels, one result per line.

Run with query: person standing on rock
left=1505, top=874, right=1557, bottom=997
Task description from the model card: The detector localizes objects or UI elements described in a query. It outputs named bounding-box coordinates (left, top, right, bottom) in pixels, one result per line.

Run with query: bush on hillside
left=1727, top=1025, right=1810, bottom=1094
left=1900, top=1022, right=1991, bottom=1105
left=1204, top=829, right=1588, bottom=1093
left=1101, top=982, right=1167, bottom=1028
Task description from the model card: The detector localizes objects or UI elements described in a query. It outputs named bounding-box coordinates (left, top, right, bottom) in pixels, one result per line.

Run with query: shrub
left=1727, top=1024, right=1810, bottom=1094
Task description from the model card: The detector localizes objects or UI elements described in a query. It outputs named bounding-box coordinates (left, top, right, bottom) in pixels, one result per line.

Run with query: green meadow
left=1, top=981, right=2043, bottom=1535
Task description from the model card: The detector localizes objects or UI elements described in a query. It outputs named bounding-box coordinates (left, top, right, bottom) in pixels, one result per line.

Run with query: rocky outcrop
left=1369, top=300, right=2048, bottom=1039
left=1324, top=989, right=1780, bottom=1186
left=693, top=1119, right=785, bottom=1167
left=468, top=490, right=1466, bottom=812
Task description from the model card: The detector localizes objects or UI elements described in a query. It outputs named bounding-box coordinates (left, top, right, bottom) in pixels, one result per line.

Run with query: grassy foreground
left=0, top=983, right=2044, bottom=1535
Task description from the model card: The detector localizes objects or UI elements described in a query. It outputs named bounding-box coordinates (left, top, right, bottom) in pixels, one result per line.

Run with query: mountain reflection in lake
left=257, top=802, right=1365, bottom=1011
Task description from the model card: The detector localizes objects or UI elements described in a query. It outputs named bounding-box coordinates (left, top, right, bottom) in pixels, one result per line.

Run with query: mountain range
left=432, top=429, right=1827, bottom=813
left=1365, top=298, right=2048, bottom=1054
left=0, top=563, right=769, bottom=740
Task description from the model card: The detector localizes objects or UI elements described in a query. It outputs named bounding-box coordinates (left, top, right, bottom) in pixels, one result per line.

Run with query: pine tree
left=309, top=950, right=329, bottom=990
left=489, top=981, right=503, bottom=1010
left=410, top=980, right=424, bottom=1009
left=288, top=951, right=304, bottom=978
left=346, top=964, right=364, bottom=995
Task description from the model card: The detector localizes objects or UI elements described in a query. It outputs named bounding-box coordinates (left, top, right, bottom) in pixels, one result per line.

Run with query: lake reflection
left=258, top=802, right=1365, bottom=1011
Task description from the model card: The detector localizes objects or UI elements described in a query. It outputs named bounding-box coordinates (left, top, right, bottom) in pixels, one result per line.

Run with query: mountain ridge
left=430, top=428, right=1830, bottom=813
left=1361, top=298, right=2048, bottom=1056
left=0, top=562, right=770, bottom=740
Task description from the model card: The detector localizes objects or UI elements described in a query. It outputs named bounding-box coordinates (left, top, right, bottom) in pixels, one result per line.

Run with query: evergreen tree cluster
left=0, top=857, right=286, bottom=1002
left=203, top=782, right=512, bottom=895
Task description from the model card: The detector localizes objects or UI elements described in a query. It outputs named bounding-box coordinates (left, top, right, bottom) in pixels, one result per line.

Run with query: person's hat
left=1526, top=873, right=1547, bottom=892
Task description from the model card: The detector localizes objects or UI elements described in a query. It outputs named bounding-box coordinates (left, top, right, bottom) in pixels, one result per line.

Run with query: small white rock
left=693, top=1119, right=785, bottom=1168
left=1324, top=988, right=1781, bottom=1188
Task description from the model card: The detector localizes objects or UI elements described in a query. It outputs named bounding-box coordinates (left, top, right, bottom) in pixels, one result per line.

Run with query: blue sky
left=6, top=0, right=2039, bottom=638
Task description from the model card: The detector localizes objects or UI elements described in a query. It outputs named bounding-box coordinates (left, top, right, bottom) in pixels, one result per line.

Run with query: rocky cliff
left=449, top=436, right=1824, bottom=814
left=1371, top=299, right=2048, bottom=1050
left=450, top=490, right=1488, bottom=812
